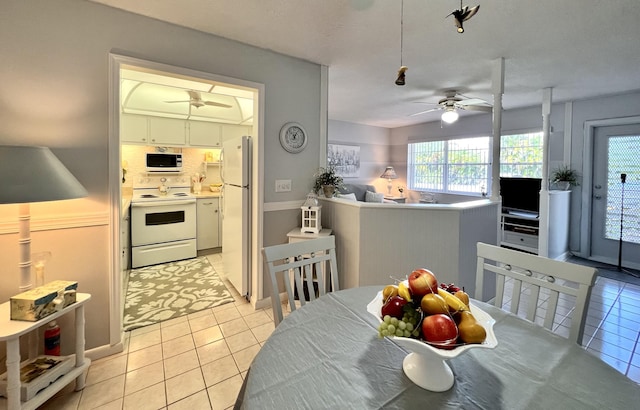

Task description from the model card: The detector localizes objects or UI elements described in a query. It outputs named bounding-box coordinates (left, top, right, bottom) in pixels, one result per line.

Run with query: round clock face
left=280, top=122, right=307, bottom=153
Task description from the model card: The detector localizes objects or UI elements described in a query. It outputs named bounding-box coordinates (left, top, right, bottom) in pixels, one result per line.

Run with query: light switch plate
left=275, top=179, right=291, bottom=192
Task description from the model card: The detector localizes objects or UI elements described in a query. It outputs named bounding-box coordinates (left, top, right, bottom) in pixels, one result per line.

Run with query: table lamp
left=0, top=145, right=87, bottom=293
left=380, top=166, right=398, bottom=196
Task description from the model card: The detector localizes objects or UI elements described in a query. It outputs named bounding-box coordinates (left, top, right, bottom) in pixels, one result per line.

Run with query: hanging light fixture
left=447, top=1, right=480, bottom=33
left=395, top=0, right=407, bottom=86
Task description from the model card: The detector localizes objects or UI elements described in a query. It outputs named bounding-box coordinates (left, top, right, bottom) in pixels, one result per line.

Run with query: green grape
left=404, top=330, right=411, bottom=337
left=398, top=321, right=407, bottom=330
left=395, top=329, right=404, bottom=337
left=387, top=324, right=396, bottom=334
left=390, top=317, right=399, bottom=326
left=381, top=330, right=389, bottom=337
left=380, top=322, right=388, bottom=331
left=383, top=315, right=391, bottom=324
left=405, top=323, right=414, bottom=332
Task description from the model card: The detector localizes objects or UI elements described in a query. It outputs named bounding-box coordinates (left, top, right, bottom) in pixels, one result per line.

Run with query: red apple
left=381, top=295, right=408, bottom=319
left=421, top=313, right=459, bottom=350
left=408, top=268, right=438, bottom=298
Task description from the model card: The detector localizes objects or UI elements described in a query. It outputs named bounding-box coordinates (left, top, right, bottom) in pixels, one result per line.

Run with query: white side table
left=0, top=293, right=91, bottom=410
left=384, top=196, right=406, bottom=203
left=286, top=228, right=333, bottom=296
left=286, top=228, right=332, bottom=244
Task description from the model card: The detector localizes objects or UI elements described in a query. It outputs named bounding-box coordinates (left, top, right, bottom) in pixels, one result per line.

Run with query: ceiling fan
left=165, top=90, right=232, bottom=108
left=410, top=90, right=492, bottom=123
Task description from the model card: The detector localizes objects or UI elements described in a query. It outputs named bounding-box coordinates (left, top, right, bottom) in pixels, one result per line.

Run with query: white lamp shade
left=0, top=145, right=88, bottom=204
left=441, top=109, right=459, bottom=124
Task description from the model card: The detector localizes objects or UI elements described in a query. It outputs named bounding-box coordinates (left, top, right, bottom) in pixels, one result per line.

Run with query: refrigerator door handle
left=219, top=148, right=225, bottom=185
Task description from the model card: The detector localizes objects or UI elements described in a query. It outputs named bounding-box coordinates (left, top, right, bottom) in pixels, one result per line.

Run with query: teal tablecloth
left=237, top=287, right=640, bottom=409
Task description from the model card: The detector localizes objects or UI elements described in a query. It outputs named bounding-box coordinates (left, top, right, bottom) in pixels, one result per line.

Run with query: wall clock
left=279, top=122, right=308, bottom=153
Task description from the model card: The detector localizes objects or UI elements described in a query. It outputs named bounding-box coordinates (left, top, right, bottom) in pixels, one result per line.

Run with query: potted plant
left=551, top=165, right=580, bottom=190
left=313, top=166, right=344, bottom=197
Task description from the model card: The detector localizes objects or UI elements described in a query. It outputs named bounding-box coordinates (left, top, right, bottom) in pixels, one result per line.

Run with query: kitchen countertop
left=121, top=187, right=132, bottom=218
left=193, top=191, right=221, bottom=199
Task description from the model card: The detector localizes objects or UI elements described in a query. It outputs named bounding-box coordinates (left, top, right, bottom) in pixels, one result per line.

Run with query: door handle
left=594, top=195, right=602, bottom=199
left=594, top=184, right=602, bottom=189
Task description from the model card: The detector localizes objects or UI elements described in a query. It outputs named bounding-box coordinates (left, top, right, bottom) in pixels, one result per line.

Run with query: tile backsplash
left=121, top=145, right=222, bottom=189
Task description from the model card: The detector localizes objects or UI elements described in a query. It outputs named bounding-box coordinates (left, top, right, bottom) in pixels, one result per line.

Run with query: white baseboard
left=85, top=340, right=125, bottom=361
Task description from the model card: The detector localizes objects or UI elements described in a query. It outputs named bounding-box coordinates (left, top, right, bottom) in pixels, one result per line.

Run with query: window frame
left=407, top=130, right=544, bottom=197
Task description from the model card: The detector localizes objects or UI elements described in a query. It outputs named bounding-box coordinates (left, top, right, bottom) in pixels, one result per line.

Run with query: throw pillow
left=337, top=193, right=357, bottom=201
left=365, top=191, right=384, bottom=203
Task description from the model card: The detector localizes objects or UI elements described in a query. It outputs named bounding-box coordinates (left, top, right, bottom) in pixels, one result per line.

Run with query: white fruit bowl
left=367, top=290, right=498, bottom=392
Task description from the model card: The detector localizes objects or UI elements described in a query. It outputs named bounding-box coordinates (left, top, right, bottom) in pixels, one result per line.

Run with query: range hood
left=121, top=68, right=253, bottom=125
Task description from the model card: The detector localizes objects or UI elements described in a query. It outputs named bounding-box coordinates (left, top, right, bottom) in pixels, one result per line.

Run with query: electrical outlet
left=275, top=179, right=292, bottom=192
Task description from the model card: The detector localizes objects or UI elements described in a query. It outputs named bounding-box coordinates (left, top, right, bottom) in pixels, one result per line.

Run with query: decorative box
left=10, top=280, right=78, bottom=322
left=0, top=355, right=74, bottom=401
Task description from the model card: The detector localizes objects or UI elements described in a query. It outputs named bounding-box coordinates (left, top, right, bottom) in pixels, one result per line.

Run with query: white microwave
left=146, top=152, right=183, bottom=172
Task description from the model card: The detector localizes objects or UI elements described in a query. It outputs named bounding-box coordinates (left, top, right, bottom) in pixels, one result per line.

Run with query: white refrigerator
left=221, top=136, right=252, bottom=298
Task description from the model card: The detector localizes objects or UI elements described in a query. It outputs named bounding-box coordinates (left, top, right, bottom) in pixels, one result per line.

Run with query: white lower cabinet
left=197, top=197, right=220, bottom=250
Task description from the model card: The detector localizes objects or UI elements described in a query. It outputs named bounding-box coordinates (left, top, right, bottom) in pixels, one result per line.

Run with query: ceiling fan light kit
left=441, top=108, right=459, bottom=124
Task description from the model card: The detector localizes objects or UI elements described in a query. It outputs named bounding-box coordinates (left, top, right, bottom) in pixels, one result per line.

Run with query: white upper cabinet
left=148, top=117, right=186, bottom=146
left=121, top=114, right=148, bottom=144
left=189, top=121, right=222, bottom=147
left=221, top=124, right=251, bottom=142
left=121, top=114, right=249, bottom=148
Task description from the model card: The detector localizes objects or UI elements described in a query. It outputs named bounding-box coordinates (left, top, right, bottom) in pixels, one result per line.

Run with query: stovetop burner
left=140, top=194, right=158, bottom=198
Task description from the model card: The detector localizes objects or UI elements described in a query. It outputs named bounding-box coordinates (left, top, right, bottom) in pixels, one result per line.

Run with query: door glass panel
left=605, top=135, right=640, bottom=244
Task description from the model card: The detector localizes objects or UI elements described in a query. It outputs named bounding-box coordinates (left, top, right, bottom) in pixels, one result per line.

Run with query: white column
left=491, top=57, right=504, bottom=202
left=538, top=88, right=552, bottom=257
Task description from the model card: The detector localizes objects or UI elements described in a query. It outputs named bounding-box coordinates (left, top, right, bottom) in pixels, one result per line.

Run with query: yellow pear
left=453, top=290, right=470, bottom=308
left=420, top=293, right=449, bottom=315
left=457, top=311, right=486, bottom=344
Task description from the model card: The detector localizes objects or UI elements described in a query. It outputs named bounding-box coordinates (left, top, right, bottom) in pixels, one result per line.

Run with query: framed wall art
left=328, top=144, right=360, bottom=178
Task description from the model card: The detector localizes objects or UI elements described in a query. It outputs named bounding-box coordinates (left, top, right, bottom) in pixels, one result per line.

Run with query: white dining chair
left=475, top=242, right=598, bottom=345
left=262, top=235, right=339, bottom=326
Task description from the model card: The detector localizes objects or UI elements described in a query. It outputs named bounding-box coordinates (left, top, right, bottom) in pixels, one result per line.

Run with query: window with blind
left=407, top=131, right=543, bottom=195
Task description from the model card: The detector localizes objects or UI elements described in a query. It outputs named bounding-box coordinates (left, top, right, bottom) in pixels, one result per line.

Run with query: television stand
left=501, top=210, right=540, bottom=254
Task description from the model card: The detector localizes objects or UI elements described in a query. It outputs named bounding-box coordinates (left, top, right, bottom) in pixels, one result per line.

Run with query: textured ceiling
left=91, top=0, right=640, bottom=128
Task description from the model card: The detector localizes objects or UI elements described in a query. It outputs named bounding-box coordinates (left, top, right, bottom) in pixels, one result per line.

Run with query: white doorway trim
left=580, top=115, right=640, bottom=260
left=108, top=53, right=265, bottom=349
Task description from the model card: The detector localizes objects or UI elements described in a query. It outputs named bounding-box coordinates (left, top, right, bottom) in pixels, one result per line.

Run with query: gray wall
left=0, top=0, right=323, bottom=351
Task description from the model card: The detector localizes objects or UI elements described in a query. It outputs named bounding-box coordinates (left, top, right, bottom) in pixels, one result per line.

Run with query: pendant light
left=447, top=1, right=480, bottom=33
left=395, top=0, right=407, bottom=86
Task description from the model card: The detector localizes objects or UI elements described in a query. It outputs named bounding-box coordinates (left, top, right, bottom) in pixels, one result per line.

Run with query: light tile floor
left=30, top=257, right=640, bottom=409
left=37, top=253, right=276, bottom=410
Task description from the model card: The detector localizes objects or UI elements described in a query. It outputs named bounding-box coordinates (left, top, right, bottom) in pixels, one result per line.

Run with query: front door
left=590, top=124, right=640, bottom=269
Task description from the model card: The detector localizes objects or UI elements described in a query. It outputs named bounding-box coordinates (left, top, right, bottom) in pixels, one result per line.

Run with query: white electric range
left=130, top=174, right=197, bottom=268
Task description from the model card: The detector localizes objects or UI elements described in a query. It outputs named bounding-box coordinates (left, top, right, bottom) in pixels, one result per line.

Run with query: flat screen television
left=499, top=177, right=541, bottom=215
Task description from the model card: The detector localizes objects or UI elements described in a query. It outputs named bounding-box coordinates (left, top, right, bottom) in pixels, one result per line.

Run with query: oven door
left=131, top=199, right=196, bottom=246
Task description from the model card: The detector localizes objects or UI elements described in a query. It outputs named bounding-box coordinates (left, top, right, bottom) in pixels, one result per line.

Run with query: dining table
left=235, top=286, right=640, bottom=409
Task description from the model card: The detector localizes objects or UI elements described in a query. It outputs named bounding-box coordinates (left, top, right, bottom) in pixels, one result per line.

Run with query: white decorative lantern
left=301, top=193, right=321, bottom=234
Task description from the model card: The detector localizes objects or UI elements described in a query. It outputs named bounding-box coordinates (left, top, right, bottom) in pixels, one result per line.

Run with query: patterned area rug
left=123, top=256, right=234, bottom=331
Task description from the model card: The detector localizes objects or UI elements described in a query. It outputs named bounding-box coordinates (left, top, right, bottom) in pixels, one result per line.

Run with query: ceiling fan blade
left=461, top=105, right=492, bottom=113
left=164, top=100, right=192, bottom=103
left=457, top=98, right=488, bottom=106
left=409, top=107, right=442, bottom=117
left=204, top=101, right=233, bottom=108
left=187, top=90, right=201, bottom=100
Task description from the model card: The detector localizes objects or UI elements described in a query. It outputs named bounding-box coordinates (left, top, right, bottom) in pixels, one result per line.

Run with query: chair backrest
left=262, top=235, right=339, bottom=326
left=475, top=242, right=597, bottom=344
